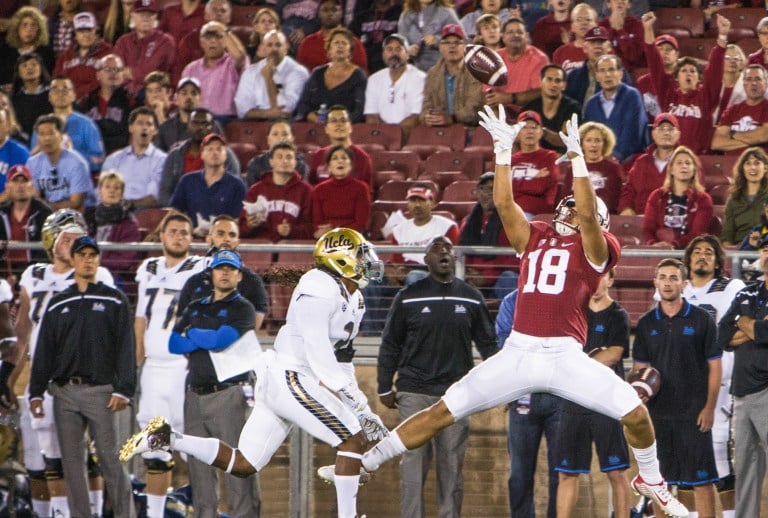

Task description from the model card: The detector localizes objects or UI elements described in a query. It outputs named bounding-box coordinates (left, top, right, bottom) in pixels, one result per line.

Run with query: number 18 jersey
left=513, top=221, right=621, bottom=345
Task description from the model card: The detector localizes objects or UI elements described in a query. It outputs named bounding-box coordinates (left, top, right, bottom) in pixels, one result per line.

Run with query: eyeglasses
left=328, top=118, right=349, bottom=124
left=100, top=67, right=123, bottom=73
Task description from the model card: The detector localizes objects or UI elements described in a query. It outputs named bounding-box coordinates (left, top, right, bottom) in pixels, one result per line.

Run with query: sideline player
left=324, top=109, right=689, bottom=517
left=10, top=209, right=114, bottom=518
left=134, top=212, right=205, bottom=517
left=120, top=228, right=389, bottom=518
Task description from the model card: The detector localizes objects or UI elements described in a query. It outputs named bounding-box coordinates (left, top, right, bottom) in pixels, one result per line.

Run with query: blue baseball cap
left=70, top=236, right=100, bottom=254
left=211, top=249, right=242, bottom=270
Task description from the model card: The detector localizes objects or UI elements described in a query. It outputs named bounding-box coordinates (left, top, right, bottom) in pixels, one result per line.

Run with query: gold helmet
left=314, top=228, right=384, bottom=288
left=41, top=209, right=87, bottom=259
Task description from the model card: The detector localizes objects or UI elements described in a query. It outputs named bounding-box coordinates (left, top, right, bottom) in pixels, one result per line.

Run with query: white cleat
left=631, top=474, right=688, bottom=517
left=317, top=464, right=372, bottom=486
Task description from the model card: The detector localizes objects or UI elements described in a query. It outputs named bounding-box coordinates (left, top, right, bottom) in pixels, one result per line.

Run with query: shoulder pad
left=708, top=277, right=732, bottom=294
left=146, top=258, right=159, bottom=275
left=31, top=264, right=47, bottom=280
left=295, top=269, right=345, bottom=300
left=178, top=256, right=203, bottom=272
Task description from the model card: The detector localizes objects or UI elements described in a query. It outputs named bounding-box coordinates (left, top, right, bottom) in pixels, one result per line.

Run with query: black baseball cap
left=71, top=236, right=100, bottom=254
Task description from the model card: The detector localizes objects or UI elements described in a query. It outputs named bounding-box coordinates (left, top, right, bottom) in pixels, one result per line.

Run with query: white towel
left=209, top=330, right=263, bottom=381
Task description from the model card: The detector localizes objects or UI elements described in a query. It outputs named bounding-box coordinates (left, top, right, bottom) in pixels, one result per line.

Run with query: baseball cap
left=201, top=133, right=226, bottom=147
left=177, top=77, right=201, bottom=91
left=70, top=236, right=100, bottom=255
left=517, top=110, right=542, bottom=125
left=406, top=186, right=435, bottom=201
left=653, top=112, right=680, bottom=129
left=584, top=26, right=609, bottom=41
left=383, top=33, right=409, bottom=49
left=133, top=0, right=158, bottom=13
left=7, top=165, right=31, bottom=181
left=441, top=24, right=466, bottom=41
left=654, top=34, right=679, bottom=50
left=477, top=172, right=495, bottom=186
left=211, top=249, right=242, bottom=270
left=73, top=12, right=96, bottom=30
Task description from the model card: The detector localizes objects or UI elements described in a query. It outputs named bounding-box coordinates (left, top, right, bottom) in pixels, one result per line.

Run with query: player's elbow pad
left=169, top=332, right=197, bottom=354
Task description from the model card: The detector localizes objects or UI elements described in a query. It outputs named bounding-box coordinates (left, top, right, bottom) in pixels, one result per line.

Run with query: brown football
left=464, top=44, right=508, bottom=86
left=627, top=366, right=662, bottom=401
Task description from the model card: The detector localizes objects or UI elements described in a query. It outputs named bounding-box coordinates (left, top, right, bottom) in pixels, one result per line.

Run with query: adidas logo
left=421, top=307, right=431, bottom=313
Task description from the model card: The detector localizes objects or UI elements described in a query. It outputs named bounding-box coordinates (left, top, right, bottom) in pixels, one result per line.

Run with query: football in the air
left=464, top=44, right=508, bottom=86
left=627, top=367, right=661, bottom=402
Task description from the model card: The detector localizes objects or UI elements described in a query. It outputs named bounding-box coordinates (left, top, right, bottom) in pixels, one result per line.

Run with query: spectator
left=377, top=235, right=497, bottom=518
left=278, top=0, right=321, bottom=53
left=642, top=12, right=729, bottom=155
left=364, top=33, right=424, bottom=138
left=520, top=64, right=581, bottom=154
left=583, top=54, right=648, bottom=161
left=636, top=34, right=678, bottom=120
left=555, top=269, right=633, bottom=518
left=552, top=2, right=598, bottom=74
left=532, top=0, right=573, bottom=59
left=721, top=147, right=768, bottom=247
left=712, top=65, right=768, bottom=156
left=102, top=106, right=167, bottom=211
left=76, top=54, right=138, bottom=155
left=716, top=44, right=748, bottom=123
left=240, top=142, right=313, bottom=241
left=619, top=112, right=681, bottom=215
left=349, top=0, right=402, bottom=73
left=158, top=0, right=205, bottom=48
left=397, top=0, right=460, bottom=72
left=307, top=105, right=373, bottom=187
left=103, top=0, right=134, bottom=44
left=643, top=145, right=714, bottom=249
left=84, top=171, right=142, bottom=276
left=472, top=13, right=503, bottom=51
left=32, top=76, right=105, bottom=173
left=460, top=0, right=512, bottom=41
left=584, top=0, right=648, bottom=18
left=509, top=0, right=551, bottom=31
left=158, top=108, right=239, bottom=206
left=561, top=121, right=623, bottom=213
left=747, top=16, right=768, bottom=69
left=0, top=108, right=31, bottom=188
left=459, top=172, right=519, bottom=300
left=246, top=7, right=279, bottom=63
left=598, top=0, right=644, bottom=72
left=47, top=0, right=79, bottom=56
left=52, top=12, right=113, bottom=100
left=0, top=165, right=52, bottom=265
left=510, top=110, right=561, bottom=217
left=633, top=258, right=720, bottom=518
left=485, top=18, right=548, bottom=110
left=296, top=0, right=368, bottom=73
left=170, top=133, right=246, bottom=231
left=0, top=6, right=55, bottom=86
left=311, top=145, right=370, bottom=238
left=0, top=91, right=29, bottom=146
left=155, top=77, right=224, bottom=152
left=421, top=24, right=484, bottom=127
left=142, top=71, right=172, bottom=126
left=234, top=29, right=308, bottom=121
left=114, top=0, right=176, bottom=95
left=244, top=120, right=309, bottom=185
left=26, top=114, right=93, bottom=211
left=740, top=198, right=768, bottom=251
left=294, top=27, right=367, bottom=123
left=11, top=53, right=53, bottom=139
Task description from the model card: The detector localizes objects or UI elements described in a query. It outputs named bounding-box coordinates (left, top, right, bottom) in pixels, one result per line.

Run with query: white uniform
left=17, top=264, right=114, bottom=468
left=134, top=256, right=205, bottom=432
left=684, top=276, right=745, bottom=479
left=238, top=269, right=365, bottom=469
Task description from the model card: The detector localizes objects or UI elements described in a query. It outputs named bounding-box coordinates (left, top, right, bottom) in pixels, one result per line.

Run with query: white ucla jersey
left=20, top=263, right=115, bottom=359
left=135, top=255, right=205, bottom=361
left=273, top=269, right=365, bottom=389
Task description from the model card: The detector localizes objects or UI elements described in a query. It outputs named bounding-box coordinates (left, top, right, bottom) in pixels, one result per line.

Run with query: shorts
left=136, top=360, right=187, bottom=432
left=654, top=417, right=719, bottom=486
left=554, top=402, right=629, bottom=474
left=443, top=331, right=640, bottom=422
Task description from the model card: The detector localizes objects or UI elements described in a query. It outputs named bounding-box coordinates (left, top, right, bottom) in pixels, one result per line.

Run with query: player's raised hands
left=478, top=105, right=525, bottom=155
left=556, top=114, right=584, bottom=164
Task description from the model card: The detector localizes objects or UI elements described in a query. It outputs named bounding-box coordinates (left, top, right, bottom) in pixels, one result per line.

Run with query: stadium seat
left=708, top=183, right=731, bottom=205
left=418, top=171, right=470, bottom=189
left=230, top=5, right=259, bottom=26
left=709, top=213, right=723, bottom=236
left=351, top=123, right=403, bottom=151
left=368, top=210, right=390, bottom=241
left=371, top=150, right=420, bottom=179
left=371, top=200, right=409, bottom=215
left=612, top=286, right=655, bottom=327
left=378, top=180, right=440, bottom=202
left=739, top=37, right=761, bottom=56
left=705, top=8, right=764, bottom=40
left=230, top=26, right=254, bottom=48
left=291, top=122, right=330, bottom=150
left=229, top=142, right=259, bottom=174
left=435, top=201, right=475, bottom=221
left=224, top=121, right=269, bottom=147
left=465, top=127, right=494, bottom=160
left=655, top=8, right=705, bottom=38
left=442, top=180, right=478, bottom=202
left=403, top=124, right=467, bottom=160
left=420, top=151, right=485, bottom=180
left=677, top=38, right=718, bottom=62
left=374, top=170, right=406, bottom=193
left=238, top=239, right=274, bottom=275
left=135, top=208, right=170, bottom=238
left=609, top=215, right=644, bottom=246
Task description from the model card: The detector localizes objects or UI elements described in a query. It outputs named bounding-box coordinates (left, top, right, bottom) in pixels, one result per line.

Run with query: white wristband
left=496, top=148, right=512, bottom=166
left=571, top=155, right=589, bottom=178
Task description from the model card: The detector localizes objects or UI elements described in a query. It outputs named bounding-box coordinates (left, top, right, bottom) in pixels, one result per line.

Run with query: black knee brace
left=144, top=456, right=174, bottom=474
left=43, top=457, right=63, bottom=481
left=28, top=469, right=46, bottom=481
left=87, top=452, right=101, bottom=478
left=716, top=474, right=735, bottom=492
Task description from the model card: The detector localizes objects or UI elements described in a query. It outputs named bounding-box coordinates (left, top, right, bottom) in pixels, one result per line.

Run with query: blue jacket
left=583, top=83, right=649, bottom=161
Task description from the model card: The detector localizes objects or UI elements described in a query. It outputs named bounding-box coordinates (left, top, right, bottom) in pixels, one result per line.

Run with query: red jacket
left=114, top=30, right=176, bottom=93
left=642, top=187, right=713, bottom=248
left=239, top=171, right=314, bottom=241
left=312, top=175, right=371, bottom=233
left=53, top=40, right=113, bottom=100
left=510, top=148, right=560, bottom=215
left=599, top=16, right=644, bottom=71
left=308, top=144, right=373, bottom=189
left=561, top=157, right=623, bottom=214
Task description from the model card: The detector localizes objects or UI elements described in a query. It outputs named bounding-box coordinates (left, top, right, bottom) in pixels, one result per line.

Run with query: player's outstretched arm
left=559, top=114, right=609, bottom=266
left=478, top=105, right=529, bottom=253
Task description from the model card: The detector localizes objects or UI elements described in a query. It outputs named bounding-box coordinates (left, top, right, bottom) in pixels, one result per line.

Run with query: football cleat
left=631, top=474, right=688, bottom=517
left=119, top=416, right=172, bottom=462
left=317, top=464, right=372, bottom=486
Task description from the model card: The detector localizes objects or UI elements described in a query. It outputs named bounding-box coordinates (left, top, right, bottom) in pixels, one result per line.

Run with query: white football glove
left=477, top=104, right=525, bottom=155
left=357, top=410, right=389, bottom=442
left=556, top=113, right=584, bottom=164
left=338, top=383, right=368, bottom=414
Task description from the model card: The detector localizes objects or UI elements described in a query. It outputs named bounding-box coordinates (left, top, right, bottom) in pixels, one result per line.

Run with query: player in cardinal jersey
left=133, top=212, right=205, bottom=518
left=10, top=209, right=114, bottom=518
left=349, top=109, right=689, bottom=518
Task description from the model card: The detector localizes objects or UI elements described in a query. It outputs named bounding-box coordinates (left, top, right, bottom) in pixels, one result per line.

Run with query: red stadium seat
left=739, top=37, right=761, bottom=56
left=230, top=5, right=259, bottom=26
left=609, top=215, right=644, bottom=246
left=291, top=122, right=330, bottom=149
left=135, top=208, right=170, bottom=238
left=371, top=200, right=409, bottom=215
left=229, top=142, right=259, bottom=174
left=420, top=151, right=485, bottom=180
left=224, top=121, right=269, bottom=147
left=708, top=183, right=731, bottom=205
left=655, top=8, right=705, bottom=38
left=368, top=210, right=390, bottom=241
left=677, top=38, right=718, bottom=62
left=705, top=8, right=764, bottom=40
left=442, top=180, right=478, bottom=202
left=230, top=25, right=255, bottom=48
left=373, top=170, right=406, bottom=193
left=351, top=123, right=403, bottom=151
left=699, top=154, right=737, bottom=179
left=434, top=201, right=475, bottom=221
left=418, top=171, right=470, bottom=189
left=378, top=180, right=440, bottom=202
left=371, top=150, right=420, bottom=179
left=403, top=124, right=467, bottom=160
left=465, top=127, right=494, bottom=160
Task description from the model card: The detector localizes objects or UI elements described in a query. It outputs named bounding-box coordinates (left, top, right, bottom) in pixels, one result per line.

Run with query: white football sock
left=172, top=432, right=219, bottom=465
left=631, top=442, right=662, bottom=485
left=334, top=474, right=359, bottom=518
left=361, top=431, right=406, bottom=472
left=146, top=493, right=168, bottom=518
left=89, top=489, right=103, bottom=517
left=31, top=499, right=50, bottom=518
left=722, top=510, right=735, bottom=518
left=50, top=495, right=70, bottom=517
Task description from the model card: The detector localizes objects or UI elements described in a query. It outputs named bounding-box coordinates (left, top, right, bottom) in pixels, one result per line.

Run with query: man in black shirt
left=377, top=236, right=497, bottom=517
left=633, top=258, right=721, bottom=518
left=29, top=236, right=135, bottom=518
